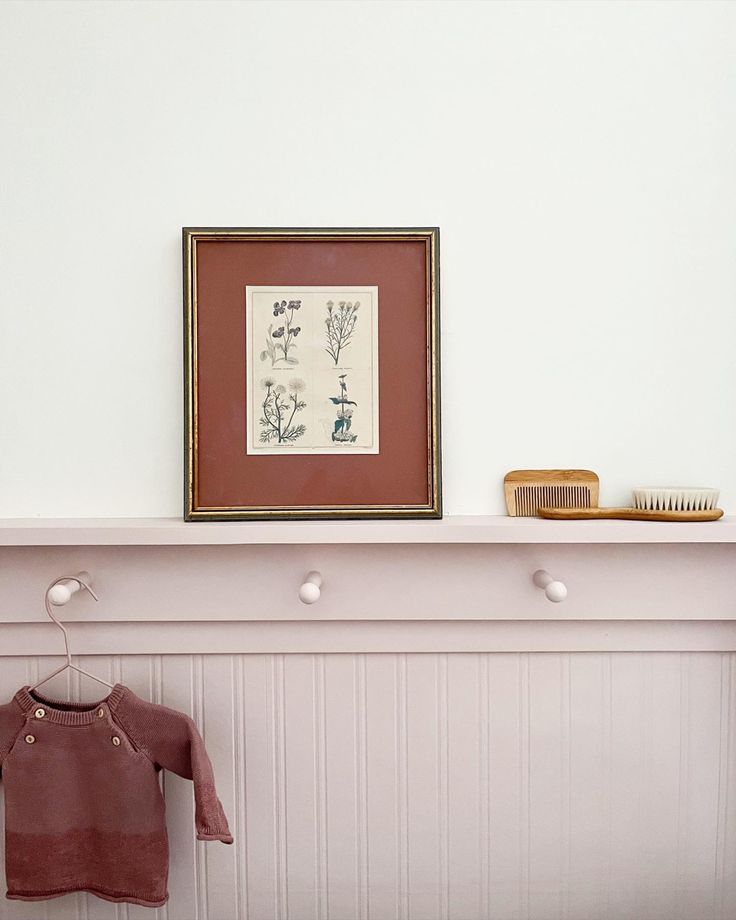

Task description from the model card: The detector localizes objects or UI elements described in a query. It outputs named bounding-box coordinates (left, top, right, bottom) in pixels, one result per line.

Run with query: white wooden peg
left=533, top=569, right=567, bottom=603
left=299, top=571, right=323, bottom=605
left=47, top=571, right=92, bottom=607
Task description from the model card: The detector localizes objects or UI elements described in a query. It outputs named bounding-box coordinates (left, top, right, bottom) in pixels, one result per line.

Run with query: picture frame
left=183, top=227, right=441, bottom=520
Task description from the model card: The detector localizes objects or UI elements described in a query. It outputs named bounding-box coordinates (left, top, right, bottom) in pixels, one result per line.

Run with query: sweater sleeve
left=114, top=691, right=233, bottom=844
left=0, top=701, right=26, bottom=773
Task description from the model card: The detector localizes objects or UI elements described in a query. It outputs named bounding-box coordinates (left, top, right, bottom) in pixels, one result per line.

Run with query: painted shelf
left=0, top=515, right=735, bottom=545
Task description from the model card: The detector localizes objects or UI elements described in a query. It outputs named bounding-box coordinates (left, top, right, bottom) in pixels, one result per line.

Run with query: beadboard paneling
left=1, top=653, right=736, bottom=920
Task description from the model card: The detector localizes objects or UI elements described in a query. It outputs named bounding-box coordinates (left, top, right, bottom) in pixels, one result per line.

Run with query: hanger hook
left=43, top=575, right=98, bottom=666
left=31, top=574, right=112, bottom=694
left=44, top=574, right=98, bottom=619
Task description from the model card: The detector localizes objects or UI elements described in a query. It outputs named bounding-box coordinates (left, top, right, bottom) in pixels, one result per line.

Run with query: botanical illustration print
left=259, top=377, right=307, bottom=444
left=260, top=299, right=302, bottom=366
left=325, top=300, right=358, bottom=365
left=246, top=286, right=379, bottom=455
left=330, top=375, right=357, bottom=443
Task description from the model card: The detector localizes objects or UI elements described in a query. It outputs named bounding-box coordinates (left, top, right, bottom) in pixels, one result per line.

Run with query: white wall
left=1, top=0, right=735, bottom=519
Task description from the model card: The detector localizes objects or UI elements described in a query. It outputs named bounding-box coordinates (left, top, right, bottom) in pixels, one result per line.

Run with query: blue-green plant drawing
left=324, top=300, right=359, bottom=365
left=260, top=300, right=302, bottom=366
left=259, top=377, right=307, bottom=444
left=330, top=374, right=358, bottom=443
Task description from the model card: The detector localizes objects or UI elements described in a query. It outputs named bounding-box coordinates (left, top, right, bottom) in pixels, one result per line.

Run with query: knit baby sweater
left=0, top=682, right=233, bottom=908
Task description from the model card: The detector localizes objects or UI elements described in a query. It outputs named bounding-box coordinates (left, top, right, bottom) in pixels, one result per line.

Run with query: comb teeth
left=633, top=487, right=719, bottom=512
left=512, top=484, right=595, bottom=517
left=504, top=470, right=600, bottom=517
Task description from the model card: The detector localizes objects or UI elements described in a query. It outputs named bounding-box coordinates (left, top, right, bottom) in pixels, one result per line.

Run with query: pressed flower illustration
left=259, top=376, right=307, bottom=444
left=324, top=300, right=359, bottom=365
left=246, top=285, right=378, bottom=455
left=330, top=374, right=358, bottom=443
left=260, top=300, right=302, bottom=366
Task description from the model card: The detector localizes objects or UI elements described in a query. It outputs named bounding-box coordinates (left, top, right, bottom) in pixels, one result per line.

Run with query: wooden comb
left=504, top=470, right=599, bottom=517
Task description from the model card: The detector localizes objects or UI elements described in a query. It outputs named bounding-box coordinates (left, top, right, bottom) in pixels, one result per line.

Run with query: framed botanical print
left=183, top=227, right=441, bottom=520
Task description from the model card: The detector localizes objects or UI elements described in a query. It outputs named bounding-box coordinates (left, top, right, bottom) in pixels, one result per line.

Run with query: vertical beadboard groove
left=478, top=654, right=490, bottom=920
left=313, top=655, right=328, bottom=920
left=637, top=652, right=651, bottom=916
left=113, top=654, right=123, bottom=687
left=157, top=654, right=168, bottom=920
left=560, top=653, right=571, bottom=920
left=67, top=656, right=86, bottom=920
left=151, top=655, right=164, bottom=704
left=437, top=653, right=449, bottom=920
left=728, top=654, right=736, bottom=920
left=147, top=654, right=166, bottom=920
left=115, top=653, right=126, bottom=920
left=715, top=652, right=732, bottom=920
left=395, top=654, right=409, bottom=920
left=233, top=655, right=248, bottom=920
left=73, top=665, right=86, bottom=920
left=676, top=653, right=690, bottom=920
left=112, top=655, right=128, bottom=920
left=189, top=654, right=206, bottom=920
left=601, top=653, right=613, bottom=920
left=272, top=654, right=289, bottom=920
left=63, top=659, right=71, bottom=706
left=519, top=653, right=531, bottom=920
left=354, top=654, right=369, bottom=920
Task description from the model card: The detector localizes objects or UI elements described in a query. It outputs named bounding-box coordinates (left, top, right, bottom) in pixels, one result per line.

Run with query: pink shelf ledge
left=0, top=515, right=734, bottom=546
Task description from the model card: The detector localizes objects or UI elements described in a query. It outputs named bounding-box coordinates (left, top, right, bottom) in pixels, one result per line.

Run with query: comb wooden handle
left=538, top=507, right=724, bottom=522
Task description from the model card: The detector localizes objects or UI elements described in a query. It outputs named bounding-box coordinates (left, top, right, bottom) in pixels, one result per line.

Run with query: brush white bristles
left=632, top=487, right=719, bottom=512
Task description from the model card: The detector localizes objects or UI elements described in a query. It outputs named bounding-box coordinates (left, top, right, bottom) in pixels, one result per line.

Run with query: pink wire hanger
left=29, top=574, right=115, bottom=692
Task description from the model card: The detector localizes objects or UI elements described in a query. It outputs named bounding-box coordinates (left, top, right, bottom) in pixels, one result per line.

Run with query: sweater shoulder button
left=34, top=708, right=45, bottom=718
left=25, top=734, right=35, bottom=744
left=111, top=736, right=121, bottom=746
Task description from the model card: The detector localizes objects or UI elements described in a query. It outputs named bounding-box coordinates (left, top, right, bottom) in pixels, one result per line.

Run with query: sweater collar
left=14, top=683, right=126, bottom=726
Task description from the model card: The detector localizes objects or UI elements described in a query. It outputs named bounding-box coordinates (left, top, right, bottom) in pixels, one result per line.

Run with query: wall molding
left=3, top=619, right=736, bottom=655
